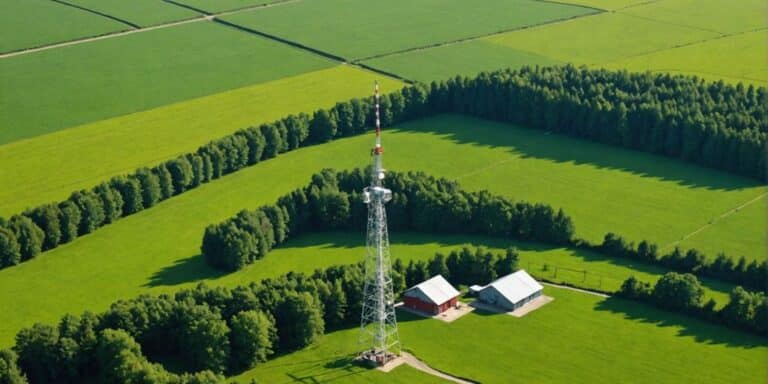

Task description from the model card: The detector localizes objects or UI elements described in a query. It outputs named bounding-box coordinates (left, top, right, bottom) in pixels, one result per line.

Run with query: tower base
left=356, top=349, right=400, bottom=367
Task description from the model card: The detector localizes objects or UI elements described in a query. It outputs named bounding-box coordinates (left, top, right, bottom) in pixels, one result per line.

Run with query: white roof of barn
left=486, top=270, right=543, bottom=304
left=405, top=275, right=460, bottom=305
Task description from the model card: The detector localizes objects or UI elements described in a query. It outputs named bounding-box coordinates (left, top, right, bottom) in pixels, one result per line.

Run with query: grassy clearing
left=0, top=0, right=126, bottom=53
left=0, top=20, right=334, bottom=145
left=222, top=0, right=598, bottom=60
left=67, top=0, right=201, bottom=26
left=230, top=326, right=447, bottom=383
left=362, top=40, right=560, bottom=83
left=171, top=0, right=285, bottom=13
left=603, top=30, right=768, bottom=84
left=554, top=0, right=646, bottom=10
left=400, top=286, right=768, bottom=383
left=0, top=115, right=758, bottom=346
left=486, top=11, right=718, bottom=65
left=677, top=196, right=767, bottom=262
left=0, top=66, right=402, bottom=217
left=620, top=0, right=767, bottom=34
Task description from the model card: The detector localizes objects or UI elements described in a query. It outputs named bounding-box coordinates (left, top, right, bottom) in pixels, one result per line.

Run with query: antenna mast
left=359, top=81, right=400, bottom=366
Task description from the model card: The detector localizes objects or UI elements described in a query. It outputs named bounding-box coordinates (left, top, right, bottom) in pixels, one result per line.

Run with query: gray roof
left=485, top=270, right=543, bottom=304
left=404, top=275, right=460, bottom=305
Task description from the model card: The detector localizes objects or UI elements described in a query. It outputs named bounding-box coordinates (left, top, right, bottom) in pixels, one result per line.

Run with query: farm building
left=476, top=270, right=543, bottom=311
left=403, top=275, right=460, bottom=315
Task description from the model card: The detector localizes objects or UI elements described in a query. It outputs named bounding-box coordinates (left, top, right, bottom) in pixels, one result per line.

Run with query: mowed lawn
left=230, top=326, right=447, bottom=383
left=0, top=20, right=335, bottom=144
left=67, top=0, right=201, bottom=26
left=400, top=286, right=768, bottom=383
left=172, top=0, right=286, bottom=13
left=221, top=0, right=598, bottom=60
left=0, top=66, right=403, bottom=217
left=0, top=0, right=127, bottom=53
left=0, top=115, right=760, bottom=346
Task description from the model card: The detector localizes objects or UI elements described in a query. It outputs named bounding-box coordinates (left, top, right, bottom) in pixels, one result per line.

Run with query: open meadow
left=0, top=115, right=759, bottom=347
left=66, top=0, right=201, bottom=27
left=172, top=0, right=286, bottom=13
left=222, top=0, right=598, bottom=60
left=0, top=0, right=127, bottom=53
left=0, top=20, right=336, bottom=144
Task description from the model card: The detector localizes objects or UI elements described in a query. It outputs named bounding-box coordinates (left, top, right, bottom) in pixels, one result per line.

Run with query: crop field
left=0, top=0, right=127, bottom=53
left=172, top=0, right=286, bottom=13
left=619, top=0, right=767, bottom=34
left=0, top=66, right=402, bottom=217
left=399, top=286, right=767, bottom=383
left=0, top=115, right=757, bottom=347
left=604, top=30, right=768, bottom=84
left=0, top=20, right=335, bottom=144
left=67, top=0, right=201, bottom=27
left=221, top=0, right=598, bottom=60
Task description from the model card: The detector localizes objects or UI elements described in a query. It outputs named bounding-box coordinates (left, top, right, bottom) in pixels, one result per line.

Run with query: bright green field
left=0, top=20, right=335, bottom=144
left=222, top=0, right=598, bottom=60
left=172, top=0, right=285, bottom=13
left=0, top=115, right=759, bottom=347
left=400, top=286, right=768, bottom=383
left=557, top=0, right=645, bottom=10
left=0, top=66, right=403, bottom=217
left=67, top=0, right=201, bottom=26
left=230, top=326, right=447, bottom=383
left=620, top=0, right=767, bottom=34
left=363, top=40, right=560, bottom=82
left=0, top=0, right=126, bottom=53
left=603, top=30, right=768, bottom=84
left=486, top=12, right=718, bottom=65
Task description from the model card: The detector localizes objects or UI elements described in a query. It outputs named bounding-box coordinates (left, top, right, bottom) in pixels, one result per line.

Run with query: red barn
left=403, top=275, right=460, bottom=315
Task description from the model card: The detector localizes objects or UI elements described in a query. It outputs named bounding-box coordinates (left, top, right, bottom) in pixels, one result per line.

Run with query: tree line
left=1, top=245, right=510, bottom=384
left=619, top=273, right=767, bottom=336
left=3, top=65, right=762, bottom=270
left=590, top=233, right=765, bottom=291
left=432, top=65, right=766, bottom=180
left=201, top=168, right=574, bottom=271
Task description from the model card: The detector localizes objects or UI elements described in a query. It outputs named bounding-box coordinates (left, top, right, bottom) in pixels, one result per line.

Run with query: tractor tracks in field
left=661, top=191, right=768, bottom=252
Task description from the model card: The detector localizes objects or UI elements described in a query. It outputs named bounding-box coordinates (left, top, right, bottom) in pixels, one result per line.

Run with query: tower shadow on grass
left=399, top=115, right=763, bottom=191
left=144, top=254, right=226, bottom=287
left=594, top=296, right=768, bottom=349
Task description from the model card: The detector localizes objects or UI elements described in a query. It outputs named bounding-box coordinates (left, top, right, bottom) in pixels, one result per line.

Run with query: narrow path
left=0, top=0, right=303, bottom=59
left=401, top=352, right=477, bottom=384
left=542, top=282, right=610, bottom=298
left=662, top=191, right=768, bottom=251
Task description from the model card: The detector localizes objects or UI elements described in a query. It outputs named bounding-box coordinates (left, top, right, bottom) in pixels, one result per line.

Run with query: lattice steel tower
left=359, top=81, right=400, bottom=365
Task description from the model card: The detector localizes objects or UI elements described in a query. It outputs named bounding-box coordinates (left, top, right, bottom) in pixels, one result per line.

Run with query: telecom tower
left=359, top=81, right=400, bottom=366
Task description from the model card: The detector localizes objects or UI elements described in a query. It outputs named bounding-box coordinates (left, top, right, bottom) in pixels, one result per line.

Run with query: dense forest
left=1, top=66, right=763, bottom=270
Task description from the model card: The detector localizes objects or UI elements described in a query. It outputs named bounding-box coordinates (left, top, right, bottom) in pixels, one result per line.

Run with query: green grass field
left=620, top=0, right=767, bottom=35
left=399, top=286, right=767, bottom=383
left=0, top=20, right=335, bottom=144
left=0, top=115, right=759, bottom=347
left=222, top=0, right=598, bottom=60
left=0, top=0, right=127, bottom=53
left=555, top=0, right=645, bottom=10
left=603, top=30, right=768, bottom=84
left=172, top=0, right=285, bottom=13
left=67, top=0, right=201, bottom=26
left=0, top=66, right=402, bottom=217
left=362, top=40, right=560, bottom=82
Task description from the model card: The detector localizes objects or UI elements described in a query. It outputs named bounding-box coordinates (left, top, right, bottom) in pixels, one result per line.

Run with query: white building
left=476, top=270, right=543, bottom=311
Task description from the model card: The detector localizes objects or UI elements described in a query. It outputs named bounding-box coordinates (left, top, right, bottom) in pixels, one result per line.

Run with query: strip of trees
left=1, top=245, right=513, bottom=384
left=2, top=65, right=763, bottom=270
left=201, top=168, right=574, bottom=271
left=619, top=273, right=767, bottom=336
left=591, top=233, right=765, bottom=292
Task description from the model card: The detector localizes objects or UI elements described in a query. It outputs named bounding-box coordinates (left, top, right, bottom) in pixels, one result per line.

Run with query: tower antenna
left=359, top=81, right=400, bottom=366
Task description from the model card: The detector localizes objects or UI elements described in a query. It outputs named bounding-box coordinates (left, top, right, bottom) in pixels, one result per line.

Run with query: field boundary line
left=616, top=11, right=726, bottom=36
left=51, top=0, right=141, bottom=29
left=353, top=8, right=603, bottom=63
left=0, top=0, right=303, bottom=59
left=532, top=0, right=605, bottom=13
left=542, top=282, right=610, bottom=298
left=661, top=191, right=768, bottom=252
left=162, top=0, right=211, bottom=15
